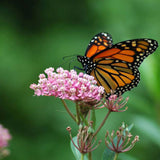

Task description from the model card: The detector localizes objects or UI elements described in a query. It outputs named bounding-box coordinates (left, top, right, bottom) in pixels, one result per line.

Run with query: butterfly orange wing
left=90, top=58, right=140, bottom=97
left=91, top=39, right=158, bottom=67
left=85, top=32, right=113, bottom=58
left=88, top=39, right=158, bottom=97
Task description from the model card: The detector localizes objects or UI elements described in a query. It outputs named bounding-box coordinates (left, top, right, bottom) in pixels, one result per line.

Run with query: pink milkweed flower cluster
left=0, top=125, right=11, bottom=148
left=30, top=67, right=104, bottom=101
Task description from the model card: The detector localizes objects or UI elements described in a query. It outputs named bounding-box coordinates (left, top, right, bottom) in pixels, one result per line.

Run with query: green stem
left=93, top=110, right=111, bottom=137
left=79, top=111, right=89, bottom=126
left=113, top=153, right=119, bottom=160
left=91, top=108, right=96, bottom=130
left=87, top=110, right=91, bottom=122
left=88, top=152, right=92, bottom=160
left=81, top=153, right=84, bottom=160
left=76, top=102, right=80, bottom=124
left=61, top=99, right=76, bottom=122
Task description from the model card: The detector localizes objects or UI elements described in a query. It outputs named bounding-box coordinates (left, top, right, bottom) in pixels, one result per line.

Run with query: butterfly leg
left=74, top=66, right=84, bottom=71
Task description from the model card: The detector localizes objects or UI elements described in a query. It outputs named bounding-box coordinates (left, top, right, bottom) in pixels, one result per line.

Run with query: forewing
left=92, top=39, right=158, bottom=68
left=85, top=32, right=113, bottom=58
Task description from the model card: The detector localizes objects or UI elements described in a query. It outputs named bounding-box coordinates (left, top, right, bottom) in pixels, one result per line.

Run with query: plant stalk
left=88, top=152, right=92, bottom=160
left=81, top=153, right=84, bottom=160
left=76, top=102, right=80, bottom=124
left=113, top=152, right=119, bottom=160
left=61, top=99, right=76, bottom=122
left=93, top=110, right=111, bottom=137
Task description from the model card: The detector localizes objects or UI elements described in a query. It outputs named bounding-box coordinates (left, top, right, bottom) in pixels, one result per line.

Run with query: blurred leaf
left=70, top=136, right=88, bottom=160
left=119, top=153, right=139, bottom=160
left=126, top=123, right=134, bottom=133
left=141, top=57, right=160, bottom=101
left=102, top=149, right=116, bottom=160
left=134, top=115, right=160, bottom=147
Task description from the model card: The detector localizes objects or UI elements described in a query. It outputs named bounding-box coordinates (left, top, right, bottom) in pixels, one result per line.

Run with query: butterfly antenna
left=74, top=66, right=84, bottom=71
left=59, top=56, right=74, bottom=65
left=60, top=56, right=77, bottom=69
left=68, top=57, right=78, bottom=70
left=62, top=55, right=77, bottom=61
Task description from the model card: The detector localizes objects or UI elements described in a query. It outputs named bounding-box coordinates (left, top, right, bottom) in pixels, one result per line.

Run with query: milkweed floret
left=102, top=94, right=128, bottom=112
left=30, top=67, right=105, bottom=102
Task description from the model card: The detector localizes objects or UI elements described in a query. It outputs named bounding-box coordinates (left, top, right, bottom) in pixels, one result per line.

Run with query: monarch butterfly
left=77, top=32, right=158, bottom=98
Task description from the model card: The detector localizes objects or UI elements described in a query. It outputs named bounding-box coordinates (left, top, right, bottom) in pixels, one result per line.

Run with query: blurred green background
left=0, top=0, right=160, bottom=159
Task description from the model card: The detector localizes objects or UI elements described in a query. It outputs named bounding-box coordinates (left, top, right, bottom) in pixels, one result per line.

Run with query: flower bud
left=66, top=126, right=71, bottom=132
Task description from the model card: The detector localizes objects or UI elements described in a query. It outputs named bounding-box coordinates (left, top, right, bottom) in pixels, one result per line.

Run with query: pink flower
left=104, top=94, right=128, bottom=112
left=0, top=125, right=11, bottom=148
left=30, top=67, right=104, bottom=102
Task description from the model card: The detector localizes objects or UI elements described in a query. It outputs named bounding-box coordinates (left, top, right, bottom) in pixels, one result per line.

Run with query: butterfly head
left=77, top=55, right=96, bottom=74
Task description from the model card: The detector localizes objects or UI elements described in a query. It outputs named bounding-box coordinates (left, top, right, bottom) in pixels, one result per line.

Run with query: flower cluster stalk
left=93, top=110, right=111, bottom=137
left=61, top=99, right=76, bottom=122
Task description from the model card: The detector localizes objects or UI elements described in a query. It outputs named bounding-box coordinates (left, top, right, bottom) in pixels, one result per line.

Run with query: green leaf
left=103, top=149, right=116, bottom=160
left=102, top=123, right=134, bottom=160
left=126, top=123, right=134, bottom=134
left=70, top=136, right=88, bottom=160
